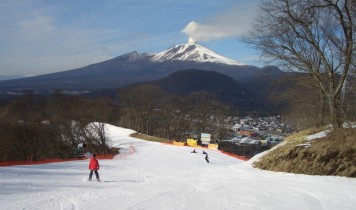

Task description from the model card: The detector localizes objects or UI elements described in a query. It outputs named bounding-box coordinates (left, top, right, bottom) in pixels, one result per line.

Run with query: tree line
left=0, top=74, right=354, bottom=162
left=270, top=73, right=356, bottom=129
left=0, top=91, right=117, bottom=162
left=118, top=85, right=234, bottom=141
left=0, top=87, right=234, bottom=161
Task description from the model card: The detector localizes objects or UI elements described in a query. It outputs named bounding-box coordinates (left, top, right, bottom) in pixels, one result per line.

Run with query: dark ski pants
left=89, top=170, right=100, bottom=180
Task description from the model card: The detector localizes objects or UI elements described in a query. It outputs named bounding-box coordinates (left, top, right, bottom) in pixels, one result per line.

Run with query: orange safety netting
left=219, top=151, right=249, bottom=161
left=0, top=154, right=114, bottom=167
left=162, top=142, right=249, bottom=161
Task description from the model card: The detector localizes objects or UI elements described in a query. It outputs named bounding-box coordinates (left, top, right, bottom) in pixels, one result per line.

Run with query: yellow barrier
left=173, top=141, right=185, bottom=146
left=187, top=139, right=198, bottom=147
left=208, top=144, right=218, bottom=150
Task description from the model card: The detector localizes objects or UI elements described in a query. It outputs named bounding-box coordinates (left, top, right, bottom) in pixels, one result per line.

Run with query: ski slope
left=0, top=124, right=355, bottom=210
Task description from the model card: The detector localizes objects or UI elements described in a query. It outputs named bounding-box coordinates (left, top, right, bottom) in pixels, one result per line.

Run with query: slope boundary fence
left=0, top=154, right=114, bottom=167
left=162, top=142, right=249, bottom=161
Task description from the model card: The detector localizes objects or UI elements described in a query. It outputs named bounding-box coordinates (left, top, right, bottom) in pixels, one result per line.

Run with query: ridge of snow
left=151, top=43, right=244, bottom=66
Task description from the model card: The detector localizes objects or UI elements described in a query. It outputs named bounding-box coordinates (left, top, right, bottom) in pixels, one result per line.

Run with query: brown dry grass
left=130, top=133, right=172, bottom=143
left=254, top=128, right=356, bottom=177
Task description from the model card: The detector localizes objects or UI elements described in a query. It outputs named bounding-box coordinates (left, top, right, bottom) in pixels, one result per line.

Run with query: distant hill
left=151, top=69, right=243, bottom=96
left=124, top=69, right=285, bottom=115
left=0, top=74, right=25, bottom=81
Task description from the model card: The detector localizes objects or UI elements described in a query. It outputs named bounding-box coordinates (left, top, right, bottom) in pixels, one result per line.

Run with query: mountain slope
left=150, top=69, right=245, bottom=99
left=0, top=60, right=265, bottom=93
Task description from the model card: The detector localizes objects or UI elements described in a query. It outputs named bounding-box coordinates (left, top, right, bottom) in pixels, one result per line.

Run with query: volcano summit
left=152, top=43, right=243, bottom=65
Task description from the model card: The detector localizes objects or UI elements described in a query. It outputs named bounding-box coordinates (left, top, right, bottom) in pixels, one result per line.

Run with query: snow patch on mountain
left=113, top=51, right=153, bottom=62
left=152, top=43, right=244, bottom=66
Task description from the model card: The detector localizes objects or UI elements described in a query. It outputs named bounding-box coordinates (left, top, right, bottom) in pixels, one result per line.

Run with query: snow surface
left=0, top=124, right=355, bottom=210
left=152, top=43, right=244, bottom=66
left=306, top=130, right=331, bottom=141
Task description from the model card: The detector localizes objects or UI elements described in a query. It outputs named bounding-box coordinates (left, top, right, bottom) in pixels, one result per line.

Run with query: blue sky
left=0, top=0, right=262, bottom=76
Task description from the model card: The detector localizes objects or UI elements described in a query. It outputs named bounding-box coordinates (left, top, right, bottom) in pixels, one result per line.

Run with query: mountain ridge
left=0, top=43, right=286, bottom=98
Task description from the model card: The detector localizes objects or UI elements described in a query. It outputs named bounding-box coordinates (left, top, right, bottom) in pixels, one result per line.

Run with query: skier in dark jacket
left=205, top=154, right=209, bottom=163
left=88, top=154, right=100, bottom=181
left=202, top=150, right=207, bottom=155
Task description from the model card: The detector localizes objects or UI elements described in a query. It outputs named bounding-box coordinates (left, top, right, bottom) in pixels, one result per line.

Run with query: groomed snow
left=0, top=124, right=355, bottom=210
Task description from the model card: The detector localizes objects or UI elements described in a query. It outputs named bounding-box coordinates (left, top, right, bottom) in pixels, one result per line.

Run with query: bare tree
left=84, top=122, right=108, bottom=150
left=119, top=85, right=166, bottom=135
left=248, top=0, right=355, bottom=129
left=272, top=74, right=329, bottom=128
left=187, top=91, right=231, bottom=139
left=153, top=95, right=190, bottom=140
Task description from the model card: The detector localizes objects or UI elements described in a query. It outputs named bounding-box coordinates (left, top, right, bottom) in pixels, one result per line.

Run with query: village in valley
left=230, top=116, right=294, bottom=144
left=178, top=115, right=296, bottom=158
left=214, top=116, right=296, bottom=158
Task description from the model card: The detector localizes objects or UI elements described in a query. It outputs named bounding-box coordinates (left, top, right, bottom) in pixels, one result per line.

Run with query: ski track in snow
left=0, top=125, right=355, bottom=210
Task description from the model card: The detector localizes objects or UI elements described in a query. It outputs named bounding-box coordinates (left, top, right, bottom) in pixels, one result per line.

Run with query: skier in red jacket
left=88, top=154, right=100, bottom=181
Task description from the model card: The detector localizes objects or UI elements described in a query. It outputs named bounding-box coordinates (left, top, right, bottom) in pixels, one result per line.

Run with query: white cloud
left=181, top=3, right=258, bottom=43
left=182, top=21, right=229, bottom=43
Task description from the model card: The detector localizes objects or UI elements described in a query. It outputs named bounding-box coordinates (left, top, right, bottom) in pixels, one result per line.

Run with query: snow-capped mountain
left=0, top=42, right=284, bottom=96
left=119, top=43, right=244, bottom=66
left=152, top=43, right=244, bottom=66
